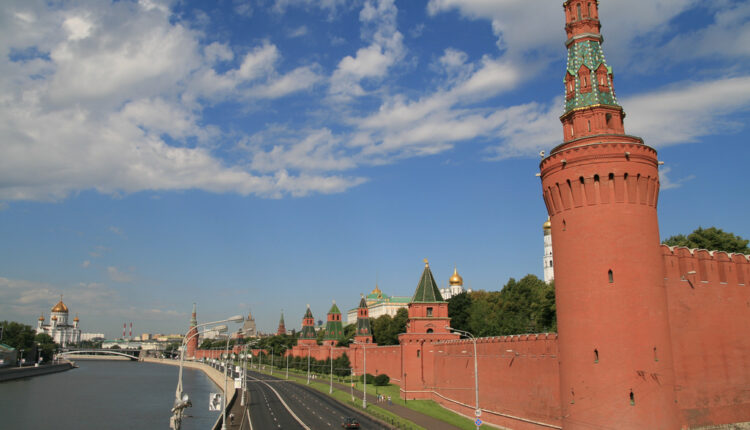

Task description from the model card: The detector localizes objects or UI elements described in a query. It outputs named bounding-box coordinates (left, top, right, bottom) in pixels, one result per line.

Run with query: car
left=342, top=417, right=360, bottom=429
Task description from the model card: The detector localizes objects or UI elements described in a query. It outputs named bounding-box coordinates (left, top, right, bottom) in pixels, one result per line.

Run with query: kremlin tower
left=186, top=303, right=198, bottom=358
left=322, top=301, right=343, bottom=346
left=540, top=1, right=680, bottom=428
left=353, top=294, right=373, bottom=344
left=298, top=305, right=317, bottom=346
left=277, top=311, right=286, bottom=336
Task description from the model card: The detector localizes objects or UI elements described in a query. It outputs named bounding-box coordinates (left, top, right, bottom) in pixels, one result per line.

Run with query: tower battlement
left=541, top=142, right=660, bottom=215
left=661, top=244, right=749, bottom=286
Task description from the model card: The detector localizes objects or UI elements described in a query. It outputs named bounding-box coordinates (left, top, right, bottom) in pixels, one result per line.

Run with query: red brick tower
left=353, top=294, right=373, bottom=344
left=322, top=300, right=343, bottom=346
left=186, top=303, right=198, bottom=358
left=399, top=259, right=458, bottom=399
left=540, top=1, right=680, bottom=428
left=277, top=311, right=286, bottom=336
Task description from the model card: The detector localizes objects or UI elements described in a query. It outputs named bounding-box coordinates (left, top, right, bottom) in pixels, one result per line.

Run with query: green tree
left=338, top=324, right=356, bottom=347
left=371, top=314, right=393, bottom=345
left=332, top=352, right=351, bottom=377
left=34, top=333, right=57, bottom=362
left=663, top=227, right=750, bottom=254
left=447, top=292, right=472, bottom=333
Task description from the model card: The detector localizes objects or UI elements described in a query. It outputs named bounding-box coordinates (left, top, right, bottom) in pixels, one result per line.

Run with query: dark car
left=342, top=417, right=360, bottom=429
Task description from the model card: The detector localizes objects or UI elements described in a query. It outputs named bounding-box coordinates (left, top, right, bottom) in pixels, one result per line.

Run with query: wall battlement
left=661, top=244, right=749, bottom=286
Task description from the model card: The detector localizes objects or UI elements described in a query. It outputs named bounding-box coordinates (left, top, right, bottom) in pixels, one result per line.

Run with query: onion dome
left=74, top=314, right=80, bottom=322
left=449, top=267, right=463, bottom=286
left=51, top=315, right=57, bottom=321
left=38, top=314, right=45, bottom=321
left=543, top=217, right=551, bottom=230
left=51, top=297, right=69, bottom=313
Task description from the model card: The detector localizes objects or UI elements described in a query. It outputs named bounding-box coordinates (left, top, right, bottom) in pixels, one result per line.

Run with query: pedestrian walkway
left=262, top=368, right=461, bottom=430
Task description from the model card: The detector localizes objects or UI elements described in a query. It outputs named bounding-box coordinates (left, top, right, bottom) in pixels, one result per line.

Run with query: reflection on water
left=0, top=360, right=219, bottom=430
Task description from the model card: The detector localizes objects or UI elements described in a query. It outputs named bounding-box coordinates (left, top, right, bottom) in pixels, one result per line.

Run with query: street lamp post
left=447, top=326, right=480, bottom=429
left=351, top=341, right=369, bottom=409
left=286, top=353, right=289, bottom=380
left=171, top=314, right=242, bottom=430
left=221, top=331, right=237, bottom=430
left=307, top=347, right=311, bottom=385
left=271, top=347, right=274, bottom=376
left=329, top=344, right=334, bottom=394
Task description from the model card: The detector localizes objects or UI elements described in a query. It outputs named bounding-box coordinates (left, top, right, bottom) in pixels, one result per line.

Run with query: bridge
left=61, top=349, right=141, bottom=361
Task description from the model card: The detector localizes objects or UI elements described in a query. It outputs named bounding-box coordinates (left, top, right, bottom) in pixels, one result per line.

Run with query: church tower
left=323, top=300, right=343, bottom=346
left=543, top=218, right=554, bottom=283
left=277, top=311, right=287, bottom=336
left=186, top=303, right=198, bottom=358
left=539, top=1, right=680, bottom=428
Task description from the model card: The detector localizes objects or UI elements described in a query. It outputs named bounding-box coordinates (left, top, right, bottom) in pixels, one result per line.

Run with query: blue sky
left=1, top=0, right=749, bottom=338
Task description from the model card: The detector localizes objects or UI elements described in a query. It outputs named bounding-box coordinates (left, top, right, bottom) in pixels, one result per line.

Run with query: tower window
left=417, top=350, right=420, bottom=358
left=426, top=307, right=433, bottom=317
left=427, top=328, right=433, bottom=334
left=594, top=174, right=600, bottom=183
left=577, top=4, right=582, bottom=20
left=587, top=120, right=591, bottom=132
left=588, top=3, right=592, bottom=18
left=654, top=347, right=659, bottom=362
left=629, top=390, right=635, bottom=406
left=594, top=349, right=599, bottom=363
left=608, top=270, right=614, bottom=283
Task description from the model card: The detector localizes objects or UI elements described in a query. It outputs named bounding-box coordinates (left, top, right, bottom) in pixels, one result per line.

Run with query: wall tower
left=298, top=304, right=317, bottom=346
left=277, top=311, right=286, bottom=336
left=186, top=303, right=198, bottom=358
left=323, top=300, right=343, bottom=346
left=539, top=1, right=680, bottom=428
left=354, top=294, right=373, bottom=344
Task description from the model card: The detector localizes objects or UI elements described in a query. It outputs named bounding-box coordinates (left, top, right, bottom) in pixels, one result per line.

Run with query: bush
left=360, top=373, right=375, bottom=384
left=374, top=374, right=390, bottom=386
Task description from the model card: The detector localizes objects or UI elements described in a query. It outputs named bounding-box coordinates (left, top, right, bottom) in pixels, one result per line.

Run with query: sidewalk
left=256, top=366, right=461, bottom=430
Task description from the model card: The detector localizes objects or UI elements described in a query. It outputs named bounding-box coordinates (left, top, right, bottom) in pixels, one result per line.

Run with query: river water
left=0, top=360, right=220, bottom=429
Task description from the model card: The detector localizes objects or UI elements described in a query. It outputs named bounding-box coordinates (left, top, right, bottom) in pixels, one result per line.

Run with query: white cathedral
left=36, top=297, right=81, bottom=347
left=543, top=217, right=554, bottom=283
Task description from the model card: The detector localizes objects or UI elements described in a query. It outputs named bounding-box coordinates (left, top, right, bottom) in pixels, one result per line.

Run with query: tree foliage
left=663, top=227, right=750, bottom=254
left=371, top=308, right=408, bottom=345
left=0, top=321, right=59, bottom=362
left=447, top=275, right=557, bottom=337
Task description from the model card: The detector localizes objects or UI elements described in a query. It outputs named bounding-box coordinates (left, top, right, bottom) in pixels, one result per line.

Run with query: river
left=0, top=359, right=220, bottom=429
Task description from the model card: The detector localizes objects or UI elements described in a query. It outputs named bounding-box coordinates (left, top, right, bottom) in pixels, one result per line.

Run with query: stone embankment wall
left=0, top=362, right=74, bottom=382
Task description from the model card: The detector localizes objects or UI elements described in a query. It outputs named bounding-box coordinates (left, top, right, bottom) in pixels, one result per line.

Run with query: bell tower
left=540, top=1, right=680, bottom=428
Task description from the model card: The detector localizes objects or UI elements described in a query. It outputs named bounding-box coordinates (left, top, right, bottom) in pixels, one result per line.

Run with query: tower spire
left=559, top=0, right=626, bottom=149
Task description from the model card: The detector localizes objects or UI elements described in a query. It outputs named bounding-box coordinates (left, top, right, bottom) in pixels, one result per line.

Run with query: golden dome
left=51, top=315, right=57, bottom=321
left=449, top=267, right=463, bottom=286
left=74, top=314, right=79, bottom=322
left=51, top=299, right=69, bottom=313
left=543, top=217, right=551, bottom=230
left=38, top=314, right=45, bottom=321
left=371, top=284, right=382, bottom=298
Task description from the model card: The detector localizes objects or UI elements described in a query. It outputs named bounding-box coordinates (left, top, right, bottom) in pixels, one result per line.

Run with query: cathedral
left=36, top=296, right=81, bottom=347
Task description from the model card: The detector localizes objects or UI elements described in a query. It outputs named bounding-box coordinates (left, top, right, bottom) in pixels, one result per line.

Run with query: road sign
left=475, top=409, right=482, bottom=417
left=475, top=418, right=483, bottom=426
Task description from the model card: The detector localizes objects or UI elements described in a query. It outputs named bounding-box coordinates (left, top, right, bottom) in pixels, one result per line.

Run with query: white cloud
left=329, top=0, right=404, bottom=100
left=107, top=266, right=134, bottom=283
left=623, top=76, right=750, bottom=147
left=0, top=1, right=358, bottom=202
left=82, top=260, right=91, bottom=268
left=288, top=25, right=308, bottom=38
left=109, top=226, right=124, bottom=236
left=659, top=166, right=695, bottom=190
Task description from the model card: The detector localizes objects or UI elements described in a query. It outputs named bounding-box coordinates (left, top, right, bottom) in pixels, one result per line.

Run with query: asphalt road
left=245, top=369, right=388, bottom=430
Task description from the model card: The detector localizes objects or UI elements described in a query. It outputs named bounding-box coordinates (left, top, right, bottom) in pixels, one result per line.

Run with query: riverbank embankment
left=142, top=358, right=233, bottom=396
left=0, top=362, right=74, bottom=382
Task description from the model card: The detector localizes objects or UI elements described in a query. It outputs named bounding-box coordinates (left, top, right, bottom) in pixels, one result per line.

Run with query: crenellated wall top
left=660, top=244, right=749, bottom=262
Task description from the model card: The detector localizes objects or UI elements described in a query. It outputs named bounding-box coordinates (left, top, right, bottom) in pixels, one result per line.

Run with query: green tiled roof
left=356, top=296, right=371, bottom=337
left=563, top=39, right=620, bottom=115
left=300, top=306, right=317, bottom=340
left=412, top=263, right=445, bottom=303
left=324, top=301, right=343, bottom=340
left=328, top=302, right=341, bottom=315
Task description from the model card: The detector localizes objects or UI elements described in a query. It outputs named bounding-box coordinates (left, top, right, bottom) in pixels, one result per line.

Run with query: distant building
left=36, top=296, right=81, bottom=347
left=80, top=333, right=105, bottom=342
left=543, top=217, right=554, bottom=283
left=277, top=311, right=286, bottom=335
left=346, top=284, right=410, bottom=325
left=241, top=310, right=257, bottom=337
left=439, top=267, right=467, bottom=300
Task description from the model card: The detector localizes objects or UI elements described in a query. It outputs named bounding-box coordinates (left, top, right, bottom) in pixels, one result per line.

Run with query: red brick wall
left=662, top=246, right=750, bottom=427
